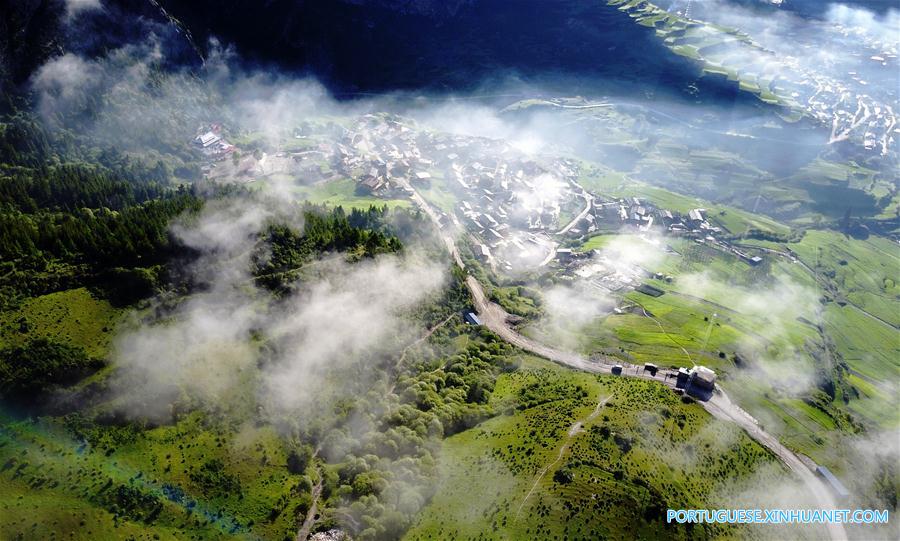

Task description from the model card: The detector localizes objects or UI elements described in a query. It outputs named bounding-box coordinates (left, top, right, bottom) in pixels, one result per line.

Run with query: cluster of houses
left=312, top=113, right=771, bottom=277
left=335, top=115, right=422, bottom=198
left=196, top=113, right=767, bottom=279
left=805, top=64, right=897, bottom=155
left=579, top=196, right=723, bottom=242
left=451, top=161, right=578, bottom=271
left=331, top=114, right=588, bottom=272
left=725, top=37, right=898, bottom=155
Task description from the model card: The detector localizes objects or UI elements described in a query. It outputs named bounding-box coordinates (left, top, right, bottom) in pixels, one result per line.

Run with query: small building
left=643, top=363, right=658, bottom=376
left=690, top=366, right=716, bottom=390
left=194, top=131, right=221, bottom=148
left=463, top=312, right=482, bottom=326
left=357, top=176, right=383, bottom=194
left=675, top=367, right=691, bottom=389
left=815, top=466, right=850, bottom=500
left=748, top=256, right=764, bottom=266
left=611, top=365, right=623, bottom=376
left=636, top=284, right=665, bottom=297
left=556, top=248, right=575, bottom=262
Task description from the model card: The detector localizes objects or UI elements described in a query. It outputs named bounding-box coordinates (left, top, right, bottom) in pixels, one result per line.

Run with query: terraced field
left=607, top=0, right=795, bottom=109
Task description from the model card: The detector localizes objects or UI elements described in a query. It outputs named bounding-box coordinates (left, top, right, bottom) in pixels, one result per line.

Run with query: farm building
left=412, top=171, right=432, bottom=187
left=636, top=284, right=665, bottom=297
left=611, top=365, right=623, bottom=376
left=474, top=243, right=491, bottom=262
left=688, top=209, right=705, bottom=223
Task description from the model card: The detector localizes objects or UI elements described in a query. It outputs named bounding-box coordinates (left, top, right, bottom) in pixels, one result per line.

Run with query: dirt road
left=515, top=395, right=611, bottom=520
left=469, top=274, right=847, bottom=541
left=407, top=182, right=848, bottom=541
left=387, top=313, right=456, bottom=395
left=296, top=467, right=324, bottom=541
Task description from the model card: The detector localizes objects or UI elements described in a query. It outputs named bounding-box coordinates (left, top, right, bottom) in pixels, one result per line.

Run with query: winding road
left=557, top=190, right=594, bottom=235
left=401, top=178, right=848, bottom=541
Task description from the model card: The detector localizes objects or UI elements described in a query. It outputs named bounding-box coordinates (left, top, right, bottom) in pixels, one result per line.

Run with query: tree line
left=0, top=112, right=204, bottom=306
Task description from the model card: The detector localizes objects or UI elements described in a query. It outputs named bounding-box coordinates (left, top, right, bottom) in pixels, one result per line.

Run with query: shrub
left=553, top=467, right=574, bottom=484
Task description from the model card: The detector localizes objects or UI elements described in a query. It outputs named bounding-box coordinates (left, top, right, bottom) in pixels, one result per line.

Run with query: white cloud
left=31, top=54, right=100, bottom=119
left=678, top=272, right=822, bottom=393
left=263, top=255, right=445, bottom=415
left=108, top=197, right=444, bottom=422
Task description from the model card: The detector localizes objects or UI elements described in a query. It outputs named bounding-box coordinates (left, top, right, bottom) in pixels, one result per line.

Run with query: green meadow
left=0, top=288, right=124, bottom=358
left=407, top=357, right=796, bottom=540
left=788, top=230, right=899, bottom=327
left=0, top=408, right=306, bottom=541
left=284, top=177, right=412, bottom=210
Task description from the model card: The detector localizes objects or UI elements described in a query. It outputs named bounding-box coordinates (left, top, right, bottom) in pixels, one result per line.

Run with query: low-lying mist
left=10, top=3, right=899, bottom=537
left=109, top=195, right=445, bottom=422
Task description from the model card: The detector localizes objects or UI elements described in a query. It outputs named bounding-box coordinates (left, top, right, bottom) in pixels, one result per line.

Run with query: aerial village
left=193, top=113, right=785, bottom=398
left=667, top=0, right=898, bottom=155
left=196, top=113, right=769, bottom=298
left=721, top=32, right=897, bottom=154
left=337, top=114, right=767, bottom=277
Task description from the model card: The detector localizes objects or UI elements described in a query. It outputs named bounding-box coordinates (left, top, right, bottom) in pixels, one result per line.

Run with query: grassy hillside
left=0, top=288, right=123, bottom=358
left=787, top=230, right=900, bottom=328
left=0, top=408, right=303, bottom=540
left=407, top=357, right=800, bottom=540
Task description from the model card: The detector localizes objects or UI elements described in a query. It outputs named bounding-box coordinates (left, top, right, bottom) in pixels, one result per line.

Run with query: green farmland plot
left=788, top=230, right=900, bottom=327
left=281, top=177, right=412, bottom=210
